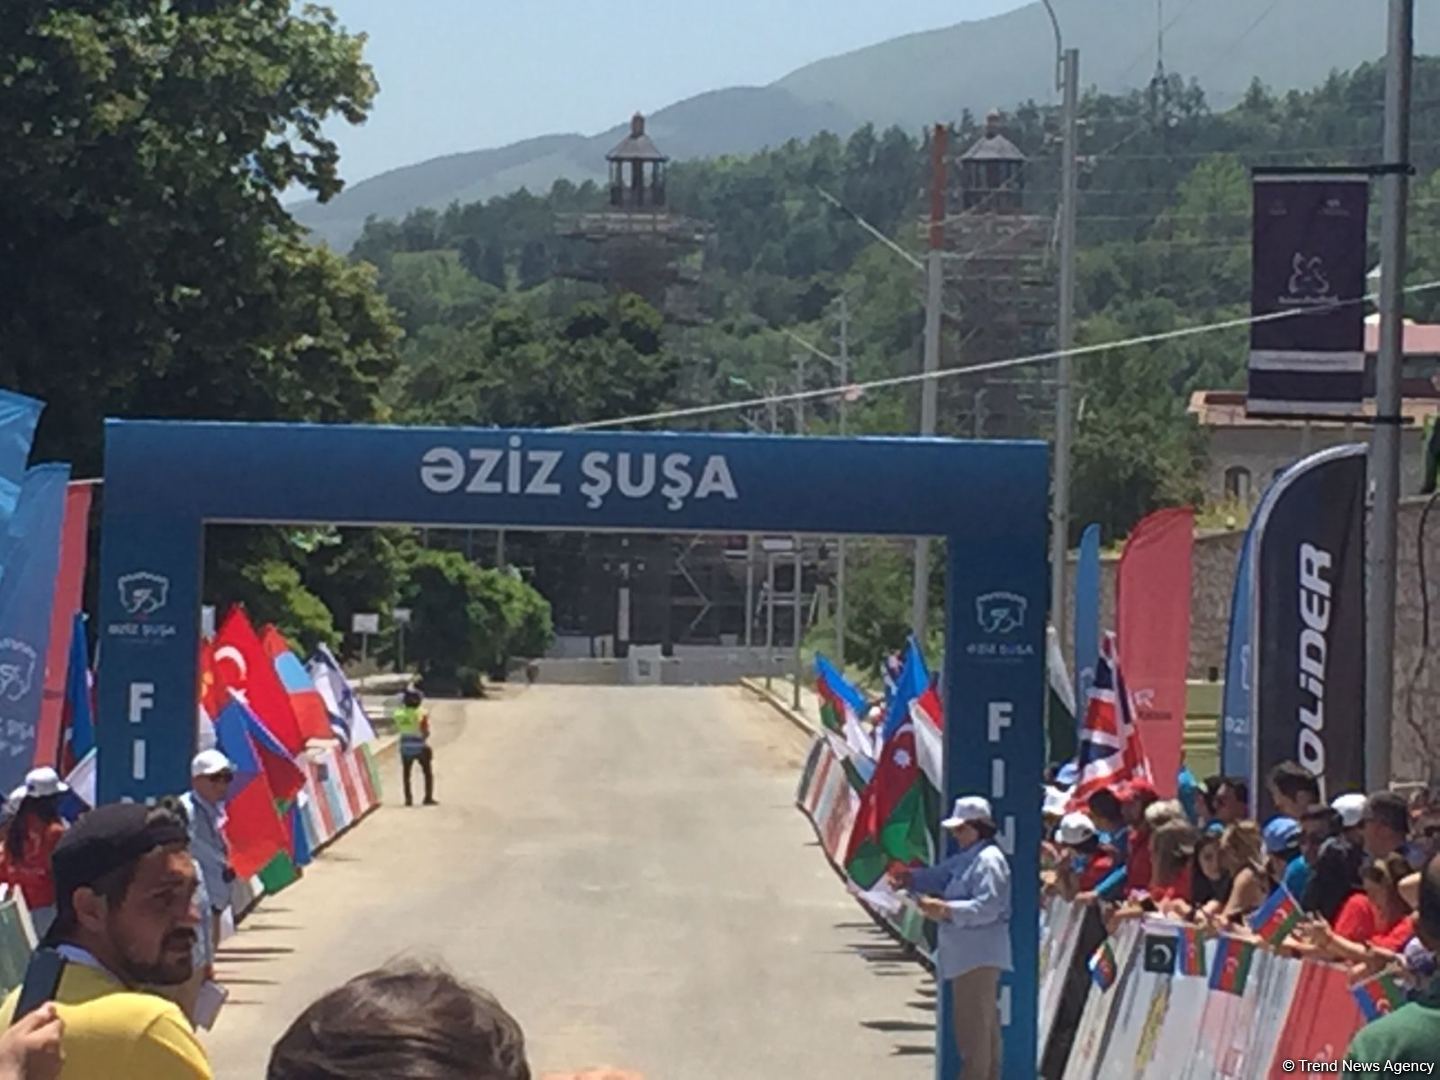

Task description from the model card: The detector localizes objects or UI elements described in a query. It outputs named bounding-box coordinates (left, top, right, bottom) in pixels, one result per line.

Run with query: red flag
left=1116, top=507, right=1193, bottom=797
left=260, top=626, right=333, bottom=743
left=214, top=695, right=291, bottom=879
left=213, top=606, right=305, bottom=754
left=37, top=482, right=94, bottom=769
left=1265, top=960, right=1363, bottom=1077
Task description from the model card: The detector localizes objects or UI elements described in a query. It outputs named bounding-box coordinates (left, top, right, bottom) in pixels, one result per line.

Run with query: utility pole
left=913, top=123, right=947, bottom=642
left=1366, top=0, right=1413, bottom=792
left=793, top=354, right=807, bottom=433
left=792, top=538, right=803, bottom=710
left=765, top=552, right=776, bottom=690
left=835, top=294, right=850, bottom=666
left=744, top=533, right=755, bottom=649
left=1050, top=46, right=1080, bottom=646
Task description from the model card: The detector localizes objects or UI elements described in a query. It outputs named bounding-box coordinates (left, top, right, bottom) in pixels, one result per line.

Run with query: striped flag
left=1068, top=632, right=1152, bottom=810
left=1351, top=972, right=1407, bottom=1023
left=1249, top=884, right=1303, bottom=946
left=1176, top=926, right=1208, bottom=977
left=308, top=644, right=377, bottom=747
left=1208, top=935, right=1256, bottom=996
left=1088, top=941, right=1118, bottom=990
left=815, top=654, right=875, bottom=765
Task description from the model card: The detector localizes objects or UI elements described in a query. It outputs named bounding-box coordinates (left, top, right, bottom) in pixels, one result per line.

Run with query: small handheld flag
left=1248, top=885, right=1303, bottom=946
left=1351, top=972, right=1408, bottom=1023
left=1176, top=926, right=1208, bottom=977
left=1088, top=941, right=1118, bottom=990
left=1208, top=935, right=1256, bottom=996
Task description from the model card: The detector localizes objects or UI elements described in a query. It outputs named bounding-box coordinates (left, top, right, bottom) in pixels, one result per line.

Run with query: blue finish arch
left=95, top=419, right=1047, bottom=1079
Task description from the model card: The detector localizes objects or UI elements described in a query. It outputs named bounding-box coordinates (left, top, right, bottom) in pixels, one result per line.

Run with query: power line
left=561, top=279, right=1440, bottom=433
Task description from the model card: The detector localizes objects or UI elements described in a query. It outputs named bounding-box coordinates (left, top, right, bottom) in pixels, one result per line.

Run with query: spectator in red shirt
left=1055, top=813, right=1115, bottom=901
left=0, top=767, right=68, bottom=936
left=1149, top=820, right=1198, bottom=910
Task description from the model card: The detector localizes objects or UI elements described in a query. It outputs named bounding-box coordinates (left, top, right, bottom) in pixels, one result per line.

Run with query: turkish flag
left=212, top=606, right=305, bottom=754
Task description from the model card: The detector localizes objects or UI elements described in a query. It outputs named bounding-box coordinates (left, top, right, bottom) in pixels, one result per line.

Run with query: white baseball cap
left=1331, top=792, right=1368, bottom=829
left=191, top=749, right=235, bottom=778
left=1043, top=785, right=1070, bottom=819
left=1058, top=812, right=1097, bottom=846
left=941, top=795, right=994, bottom=829
left=23, top=767, right=68, bottom=799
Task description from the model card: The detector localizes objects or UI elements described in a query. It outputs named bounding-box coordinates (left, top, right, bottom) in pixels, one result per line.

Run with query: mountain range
left=294, top=0, right=1439, bottom=251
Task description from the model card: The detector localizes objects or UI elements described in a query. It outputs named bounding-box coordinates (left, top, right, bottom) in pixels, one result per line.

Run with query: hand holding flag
left=1248, top=884, right=1303, bottom=946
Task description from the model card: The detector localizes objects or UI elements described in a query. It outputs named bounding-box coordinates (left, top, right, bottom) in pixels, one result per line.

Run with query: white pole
left=836, top=295, right=850, bottom=666
left=914, top=124, right=947, bottom=641
left=1366, top=0, right=1413, bottom=791
left=1050, top=46, right=1080, bottom=645
left=792, top=540, right=803, bottom=710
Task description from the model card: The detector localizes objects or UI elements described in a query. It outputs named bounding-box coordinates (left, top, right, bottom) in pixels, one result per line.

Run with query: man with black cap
left=1, top=803, right=213, bottom=1078
left=1344, top=853, right=1440, bottom=1071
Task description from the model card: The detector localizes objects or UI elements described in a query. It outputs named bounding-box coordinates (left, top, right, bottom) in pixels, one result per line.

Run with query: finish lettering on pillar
left=129, top=682, right=154, bottom=781
left=988, top=701, right=1017, bottom=855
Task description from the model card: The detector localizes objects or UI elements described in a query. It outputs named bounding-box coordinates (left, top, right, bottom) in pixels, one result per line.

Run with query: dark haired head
left=5, top=792, right=62, bottom=861
left=1268, top=761, right=1321, bottom=804
left=970, top=819, right=998, bottom=842
left=1301, top=837, right=1364, bottom=923
left=1364, top=791, right=1410, bottom=838
left=1420, top=854, right=1440, bottom=950
left=268, top=963, right=531, bottom=1080
left=1087, top=788, right=1122, bottom=826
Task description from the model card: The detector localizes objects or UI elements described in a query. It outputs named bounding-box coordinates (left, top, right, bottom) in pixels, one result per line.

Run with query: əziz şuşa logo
left=118, top=572, right=170, bottom=617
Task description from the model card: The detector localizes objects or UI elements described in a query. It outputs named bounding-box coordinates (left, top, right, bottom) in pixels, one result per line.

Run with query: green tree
left=0, top=0, right=397, bottom=471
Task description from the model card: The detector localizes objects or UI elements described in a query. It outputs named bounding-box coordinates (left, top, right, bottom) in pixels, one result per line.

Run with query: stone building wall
left=1063, top=496, right=1440, bottom=783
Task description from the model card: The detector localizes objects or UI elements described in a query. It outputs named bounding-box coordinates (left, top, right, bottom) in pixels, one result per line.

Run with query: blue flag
left=1074, top=523, right=1101, bottom=713
left=0, top=464, right=70, bottom=791
left=0, top=391, right=42, bottom=531
left=62, top=612, right=93, bottom=767
left=1220, top=527, right=1255, bottom=779
left=882, top=638, right=930, bottom=743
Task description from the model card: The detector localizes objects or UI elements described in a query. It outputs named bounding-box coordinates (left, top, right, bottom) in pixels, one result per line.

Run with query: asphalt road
left=203, top=685, right=935, bottom=1079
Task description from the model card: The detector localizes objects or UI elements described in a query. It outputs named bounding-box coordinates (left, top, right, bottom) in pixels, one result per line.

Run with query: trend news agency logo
left=975, top=591, right=1027, bottom=635
left=118, top=572, right=170, bottom=617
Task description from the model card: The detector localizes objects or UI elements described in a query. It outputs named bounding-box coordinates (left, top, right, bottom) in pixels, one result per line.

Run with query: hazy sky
left=317, top=1, right=1026, bottom=184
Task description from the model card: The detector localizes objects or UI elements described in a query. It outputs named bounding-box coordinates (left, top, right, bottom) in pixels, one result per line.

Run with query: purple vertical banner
left=0, top=464, right=71, bottom=791
left=1249, top=172, right=1368, bottom=415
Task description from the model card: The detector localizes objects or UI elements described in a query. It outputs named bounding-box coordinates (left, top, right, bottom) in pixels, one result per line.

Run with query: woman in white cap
left=0, top=767, right=69, bottom=935
left=889, top=794, right=1011, bottom=1080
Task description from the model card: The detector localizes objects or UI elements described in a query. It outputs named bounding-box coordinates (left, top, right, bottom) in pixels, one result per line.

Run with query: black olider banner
left=1251, top=445, right=1366, bottom=819
left=1249, top=174, right=1368, bottom=414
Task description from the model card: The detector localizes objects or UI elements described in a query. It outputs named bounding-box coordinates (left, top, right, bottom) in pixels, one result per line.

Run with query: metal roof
left=959, top=132, right=1026, bottom=162
left=607, top=113, right=668, bottom=163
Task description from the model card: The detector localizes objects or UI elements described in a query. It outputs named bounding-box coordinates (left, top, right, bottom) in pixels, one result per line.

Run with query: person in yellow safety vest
left=393, top=688, right=436, bottom=807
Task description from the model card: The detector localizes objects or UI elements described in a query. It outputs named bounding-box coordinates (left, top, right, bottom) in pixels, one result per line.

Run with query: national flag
left=1068, top=633, right=1153, bottom=810
left=234, top=695, right=306, bottom=804
left=816, top=654, right=875, bottom=764
left=910, top=682, right=944, bottom=793
left=1176, top=926, right=1208, bottom=977
left=57, top=613, right=93, bottom=776
left=881, top=640, right=931, bottom=745
left=1208, top=935, right=1256, bottom=996
left=60, top=748, right=95, bottom=821
left=307, top=644, right=378, bottom=747
left=37, top=482, right=93, bottom=770
left=214, top=694, right=291, bottom=879
left=880, top=652, right=902, bottom=704
left=1249, top=885, right=1303, bottom=946
left=843, top=717, right=932, bottom=889
left=212, top=606, right=305, bottom=753
left=257, top=850, right=301, bottom=895
left=1350, top=972, right=1408, bottom=1023
left=1088, top=941, right=1117, bottom=990
left=261, top=626, right=333, bottom=743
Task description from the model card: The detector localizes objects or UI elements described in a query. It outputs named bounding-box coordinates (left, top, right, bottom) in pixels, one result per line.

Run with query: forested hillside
left=358, top=58, right=1440, bottom=545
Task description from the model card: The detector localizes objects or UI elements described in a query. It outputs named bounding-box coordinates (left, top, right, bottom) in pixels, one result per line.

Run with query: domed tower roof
left=607, top=112, right=668, bottom=163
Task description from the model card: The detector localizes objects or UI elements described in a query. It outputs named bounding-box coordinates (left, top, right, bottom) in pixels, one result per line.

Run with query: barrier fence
left=796, top=734, right=1391, bottom=1078
left=0, top=742, right=385, bottom=996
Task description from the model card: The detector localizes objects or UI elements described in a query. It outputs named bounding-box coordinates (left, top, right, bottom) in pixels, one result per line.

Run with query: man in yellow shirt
left=2, top=803, right=213, bottom=1079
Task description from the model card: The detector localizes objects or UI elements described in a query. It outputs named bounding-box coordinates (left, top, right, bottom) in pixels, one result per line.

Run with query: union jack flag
left=1068, top=632, right=1152, bottom=811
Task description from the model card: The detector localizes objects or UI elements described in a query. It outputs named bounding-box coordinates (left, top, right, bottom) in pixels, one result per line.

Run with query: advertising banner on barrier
left=1116, top=509, right=1193, bottom=796
left=1249, top=173, right=1368, bottom=415
left=1250, top=444, right=1367, bottom=814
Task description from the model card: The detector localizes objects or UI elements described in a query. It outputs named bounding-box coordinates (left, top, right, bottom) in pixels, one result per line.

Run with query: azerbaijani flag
left=1176, top=926, right=1208, bottom=977
left=816, top=654, right=875, bottom=768
left=1351, top=972, right=1408, bottom=1023
left=1208, top=935, right=1256, bottom=996
left=1088, top=941, right=1117, bottom=990
left=843, top=717, right=932, bottom=889
left=262, top=626, right=333, bottom=743
left=1249, top=884, right=1303, bottom=946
